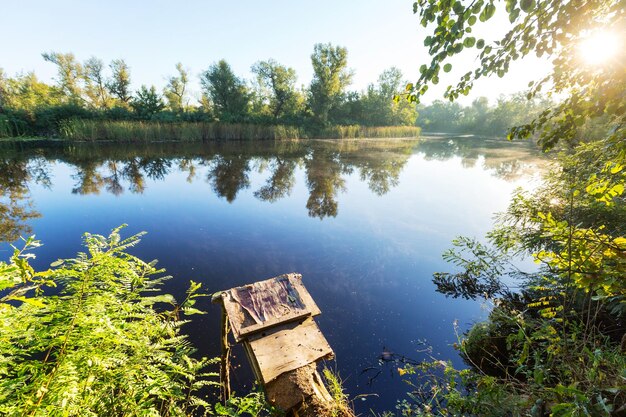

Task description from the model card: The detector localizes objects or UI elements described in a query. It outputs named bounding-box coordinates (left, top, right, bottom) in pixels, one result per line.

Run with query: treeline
left=0, top=44, right=419, bottom=139
left=417, top=94, right=552, bottom=136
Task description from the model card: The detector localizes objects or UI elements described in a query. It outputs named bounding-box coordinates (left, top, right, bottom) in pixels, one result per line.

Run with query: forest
left=0, top=44, right=420, bottom=140
left=0, top=43, right=549, bottom=141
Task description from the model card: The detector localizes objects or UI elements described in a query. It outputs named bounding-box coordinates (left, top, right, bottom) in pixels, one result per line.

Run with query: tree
left=361, top=67, right=417, bottom=126
left=83, top=57, right=111, bottom=109
left=200, top=60, right=249, bottom=122
left=398, top=1, right=626, bottom=414
left=41, top=52, right=84, bottom=103
left=251, top=59, right=298, bottom=120
left=308, top=43, right=352, bottom=125
left=0, top=69, right=8, bottom=111
left=416, top=99, right=463, bottom=131
left=163, top=62, right=188, bottom=112
left=107, top=59, right=132, bottom=105
left=409, top=0, right=624, bottom=150
left=131, top=85, right=164, bottom=119
left=1, top=72, right=61, bottom=110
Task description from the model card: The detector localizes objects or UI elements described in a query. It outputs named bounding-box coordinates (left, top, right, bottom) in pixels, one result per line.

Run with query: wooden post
left=220, top=305, right=231, bottom=404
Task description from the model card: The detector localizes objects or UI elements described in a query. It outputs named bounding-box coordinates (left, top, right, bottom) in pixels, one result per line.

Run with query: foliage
left=408, top=0, right=624, bottom=150
left=322, top=368, right=354, bottom=417
left=0, top=226, right=224, bottom=416
left=417, top=94, right=551, bottom=135
left=251, top=59, right=300, bottom=121
left=164, top=63, right=189, bottom=113
left=401, top=0, right=626, bottom=415
left=84, top=57, right=112, bottom=109
left=41, top=51, right=84, bottom=104
left=308, top=43, right=352, bottom=125
left=1, top=45, right=423, bottom=139
left=107, top=59, right=133, bottom=105
left=131, top=85, right=166, bottom=119
left=361, top=68, right=418, bottom=127
left=200, top=60, right=250, bottom=122
left=213, top=390, right=280, bottom=417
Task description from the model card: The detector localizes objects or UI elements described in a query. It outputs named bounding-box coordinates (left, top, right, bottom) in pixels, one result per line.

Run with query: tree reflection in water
left=0, top=157, right=49, bottom=242
left=0, top=136, right=542, bottom=242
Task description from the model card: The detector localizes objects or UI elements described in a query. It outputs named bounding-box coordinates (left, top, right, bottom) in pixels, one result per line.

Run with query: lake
left=0, top=136, right=545, bottom=413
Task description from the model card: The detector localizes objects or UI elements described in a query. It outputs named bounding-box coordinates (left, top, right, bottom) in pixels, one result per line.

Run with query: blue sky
left=1, top=0, right=549, bottom=104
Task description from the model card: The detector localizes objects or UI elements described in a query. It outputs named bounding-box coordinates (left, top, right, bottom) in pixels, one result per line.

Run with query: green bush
left=0, top=227, right=216, bottom=416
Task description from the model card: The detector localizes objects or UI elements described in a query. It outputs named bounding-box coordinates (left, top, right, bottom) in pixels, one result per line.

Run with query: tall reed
left=316, top=125, right=421, bottom=139
left=59, top=119, right=420, bottom=141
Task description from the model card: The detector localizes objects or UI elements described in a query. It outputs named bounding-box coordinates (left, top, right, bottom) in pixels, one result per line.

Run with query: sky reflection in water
left=0, top=136, right=545, bottom=413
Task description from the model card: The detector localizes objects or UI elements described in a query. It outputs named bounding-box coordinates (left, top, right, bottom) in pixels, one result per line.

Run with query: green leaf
left=50, top=259, right=64, bottom=267
left=464, top=37, right=476, bottom=47
left=468, top=15, right=477, bottom=25
left=419, top=64, right=428, bottom=74
left=520, top=0, right=535, bottom=12
left=8, top=295, right=45, bottom=308
left=505, top=0, right=517, bottom=12
left=443, top=63, right=452, bottom=73
left=480, top=4, right=496, bottom=21
left=476, top=39, right=485, bottom=49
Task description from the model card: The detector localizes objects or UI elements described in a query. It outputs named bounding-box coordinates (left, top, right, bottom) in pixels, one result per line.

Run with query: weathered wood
left=215, top=272, right=344, bottom=416
left=219, top=304, right=231, bottom=403
left=221, top=273, right=321, bottom=342
left=237, top=310, right=311, bottom=341
left=247, top=317, right=334, bottom=383
left=265, top=363, right=334, bottom=415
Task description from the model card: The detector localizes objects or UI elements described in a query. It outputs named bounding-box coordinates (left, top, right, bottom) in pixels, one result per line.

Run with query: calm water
left=0, top=136, right=544, bottom=413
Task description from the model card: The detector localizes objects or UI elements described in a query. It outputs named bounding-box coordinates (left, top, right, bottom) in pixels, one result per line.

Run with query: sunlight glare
left=577, top=30, right=620, bottom=66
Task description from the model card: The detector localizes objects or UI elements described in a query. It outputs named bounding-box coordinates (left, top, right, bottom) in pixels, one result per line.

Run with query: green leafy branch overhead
left=408, top=0, right=625, bottom=149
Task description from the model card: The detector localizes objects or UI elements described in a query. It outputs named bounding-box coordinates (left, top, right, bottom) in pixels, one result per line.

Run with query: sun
left=577, top=30, right=620, bottom=66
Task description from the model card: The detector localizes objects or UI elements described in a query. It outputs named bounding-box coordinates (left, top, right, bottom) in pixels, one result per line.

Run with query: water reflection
left=417, top=135, right=543, bottom=181
left=0, top=135, right=545, bottom=413
left=0, top=157, right=48, bottom=242
left=254, top=158, right=296, bottom=202
left=0, top=136, right=542, bottom=243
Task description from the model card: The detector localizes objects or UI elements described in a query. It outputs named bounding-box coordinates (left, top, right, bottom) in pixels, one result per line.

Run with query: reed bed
left=59, top=120, right=305, bottom=141
left=58, top=119, right=420, bottom=141
left=316, top=125, right=421, bottom=139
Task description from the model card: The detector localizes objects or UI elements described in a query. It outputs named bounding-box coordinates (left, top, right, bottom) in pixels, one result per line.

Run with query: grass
left=322, top=367, right=355, bottom=417
left=316, top=125, right=421, bottom=139
left=58, top=119, right=304, bottom=141
left=56, top=119, right=420, bottom=141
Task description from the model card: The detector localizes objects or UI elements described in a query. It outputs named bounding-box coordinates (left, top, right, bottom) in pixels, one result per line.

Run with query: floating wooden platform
left=213, top=273, right=337, bottom=414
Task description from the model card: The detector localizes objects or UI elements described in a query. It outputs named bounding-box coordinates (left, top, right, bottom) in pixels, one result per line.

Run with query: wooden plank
left=243, top=341, right=263, bottom=383
left=220, top=273, right=322, bottom=341
left=247, top=317, right=334, bottom=383
left=236, top=309, right=312, bottom=341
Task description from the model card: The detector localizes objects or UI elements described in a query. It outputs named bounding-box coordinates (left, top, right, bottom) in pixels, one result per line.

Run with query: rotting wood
left=214, top=273, right=351, bottom=416
left=219, top=307, right=231, bottom=404
left=220, top=273, right=321, bottom=342
left=248, top=317, right=333, bottom=383
left=265, top=363, right=333, bottom=414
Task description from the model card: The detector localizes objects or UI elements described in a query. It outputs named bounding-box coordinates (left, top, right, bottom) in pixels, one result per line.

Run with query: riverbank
left=0, top=119, right=420, bottom=142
